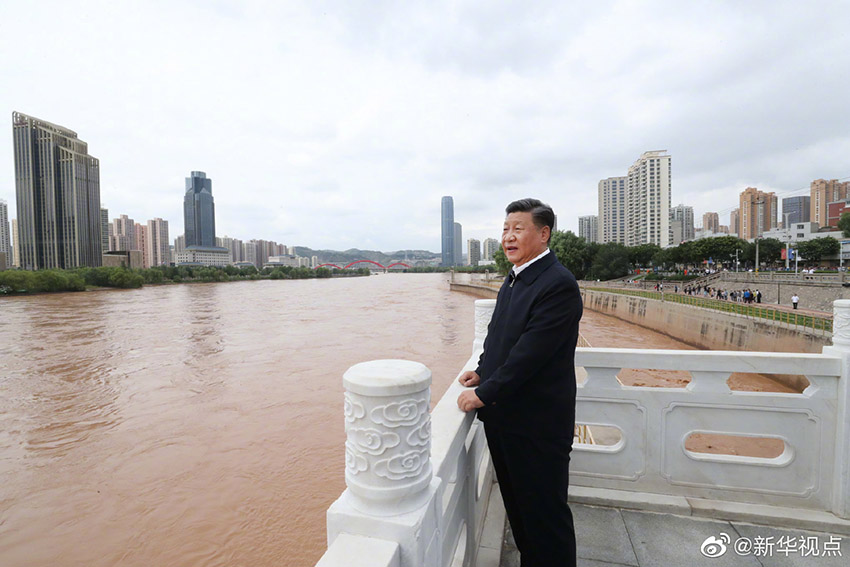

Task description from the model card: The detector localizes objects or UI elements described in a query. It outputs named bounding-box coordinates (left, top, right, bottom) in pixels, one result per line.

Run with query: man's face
left=502, top=211, right=549, bottom=267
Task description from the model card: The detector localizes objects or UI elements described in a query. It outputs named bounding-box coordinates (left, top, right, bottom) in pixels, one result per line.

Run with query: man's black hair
left=505, top=198, right=555, bottom=243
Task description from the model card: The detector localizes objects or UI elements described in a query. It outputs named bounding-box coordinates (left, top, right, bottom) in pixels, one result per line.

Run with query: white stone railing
left=316, top=298, right=850, bottom=566
left=316, top=300, right=497, bottom=567
left=572, top=299, right=850, bottom=521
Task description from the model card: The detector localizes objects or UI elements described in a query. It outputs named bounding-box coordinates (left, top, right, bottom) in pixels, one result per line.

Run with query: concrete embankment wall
left=449, top=282, right=499, bottom=299
left=581, top=288, right=829, bottom=355
left=450, top=282, right=829, bottom=354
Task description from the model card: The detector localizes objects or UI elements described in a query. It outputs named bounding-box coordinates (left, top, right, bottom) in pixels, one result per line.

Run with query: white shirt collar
left=512, top=248, right=550, bottom=277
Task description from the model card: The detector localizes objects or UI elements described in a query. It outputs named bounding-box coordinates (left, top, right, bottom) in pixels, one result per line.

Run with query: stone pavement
left=495, top=501, right=847, bottom=567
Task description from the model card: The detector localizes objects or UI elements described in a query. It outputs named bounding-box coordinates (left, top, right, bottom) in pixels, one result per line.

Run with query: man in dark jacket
left=457, top=198, right=583, bottom=566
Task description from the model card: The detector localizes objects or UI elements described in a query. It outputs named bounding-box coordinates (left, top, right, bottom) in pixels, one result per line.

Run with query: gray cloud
left=1, top=0, right=849, bottom=251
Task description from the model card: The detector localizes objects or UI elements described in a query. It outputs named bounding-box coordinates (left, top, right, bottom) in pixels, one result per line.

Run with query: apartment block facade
left=578, top=215, right=598, bottom=243
left=626, top=151, right=672, bottom=247
left=12, top=112, right=102, bottom=269
left=738, top=187, right=778, bottom=240
left=597, top=176, right=627, bottom=244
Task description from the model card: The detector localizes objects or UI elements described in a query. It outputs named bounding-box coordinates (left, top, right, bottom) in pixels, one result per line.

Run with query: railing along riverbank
left=315, top=299, right=850, bottom=566
left=584, top=286, right=833, bottom=335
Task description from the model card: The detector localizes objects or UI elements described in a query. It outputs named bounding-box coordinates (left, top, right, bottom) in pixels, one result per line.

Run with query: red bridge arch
left=386, top=262, right=410, bottom=269
left=315, top=263, right=343, bottom=270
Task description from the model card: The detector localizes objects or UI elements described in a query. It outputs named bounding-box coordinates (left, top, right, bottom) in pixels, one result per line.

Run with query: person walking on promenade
left=457, top=198, right=582, bottom=566
left=756, top=289, right=762, bottom=303
left=792, top=293, right=799, bottom=309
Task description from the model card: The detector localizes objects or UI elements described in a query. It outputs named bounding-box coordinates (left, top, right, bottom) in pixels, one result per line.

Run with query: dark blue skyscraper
left=441, top=196, right=454, bottom=266
left=184, top=171, right=216, bottom=247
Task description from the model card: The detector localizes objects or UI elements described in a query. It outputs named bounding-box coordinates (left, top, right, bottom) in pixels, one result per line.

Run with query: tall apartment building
left=729, top=209, right=740, bottom=237
left=100, top=207, right=109, bottom=252
left=110, top=214, right=135, bottom=252
left=134, top=223, right=150, bottom=268
left=453, top=223, right=462, bottom=266
left=147, top=218, right=170, bottom=267
left=219, top=235, right=243, bottom=263
left=738, top=187, right=778, bottom=240
left=626, top=151, right=672, bottom=247
left=12, top=112, right=102, bottom=269
left=0, top=199, right=10, bottom=260
left=11, top=218, right=20, bottom=268
left=598, top=176, right=627, bottom=244
left=184, top=171, right=216, bottom=247
left=441, top=196, right=455, bottom=266
left=578, top=215, right=598, bottom=243
left=670, top=204, right=694, bottom=243
left=782, top=196, right=810, bottom=227
left=467, top=238, right=480, bottom=266
left=702, top=212, right=720, bottom=233
left=483, top=238, right=499, bottom=261
left=810, top=179, right=850, bottom=227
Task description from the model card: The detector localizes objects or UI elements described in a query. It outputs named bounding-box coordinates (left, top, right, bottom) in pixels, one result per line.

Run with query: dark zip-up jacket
left=474, top=252, right=582, bottom=438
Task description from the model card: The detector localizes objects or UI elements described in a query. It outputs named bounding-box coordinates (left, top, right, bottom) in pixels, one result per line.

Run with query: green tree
left=838, top=213, right=850, bottom=238
left=587, top=243, right=630, bottom=281
left=108, top=269, right=144, bottom=288
left=629, top=243, right=662, bottom=269
left=798, top=237, right=839, bottom=265
left=549, top=230, right=588, bottom=279
left=494, top=246, right=510, bottom=275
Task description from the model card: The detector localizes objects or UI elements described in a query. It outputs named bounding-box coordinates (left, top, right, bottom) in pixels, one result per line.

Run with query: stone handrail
left=572, top=301, right=850, bottom=522
left=316, top=298, right=850, bottom=566
left=316, top=299, right=498, bottom=567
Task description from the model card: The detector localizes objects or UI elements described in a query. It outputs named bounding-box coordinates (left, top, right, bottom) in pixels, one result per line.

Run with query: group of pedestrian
left=681, top=285, right=762, bottom=303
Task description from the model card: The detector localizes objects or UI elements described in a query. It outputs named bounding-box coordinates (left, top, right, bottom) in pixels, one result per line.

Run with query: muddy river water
left=0, top=274, right=791, bottom=566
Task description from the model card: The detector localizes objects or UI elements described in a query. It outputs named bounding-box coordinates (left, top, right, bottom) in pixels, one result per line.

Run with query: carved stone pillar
left=827, top=300, right=850, bottom=519
left=343, top=359, right=432, bottom=516
left=473, top=299, right=496, bottom=356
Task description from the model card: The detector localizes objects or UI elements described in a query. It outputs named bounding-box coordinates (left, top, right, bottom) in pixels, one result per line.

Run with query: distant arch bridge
left=315, top=260, right=411, bottom=270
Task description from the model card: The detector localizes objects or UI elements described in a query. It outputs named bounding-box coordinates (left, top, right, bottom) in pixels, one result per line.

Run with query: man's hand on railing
left=458, top=370, right=480, bottom=387
left=457, top=371, right=484, bottom=412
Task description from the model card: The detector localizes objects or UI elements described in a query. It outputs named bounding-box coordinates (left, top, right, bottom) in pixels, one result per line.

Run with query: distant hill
left=293, top=247, right=439, bottom=265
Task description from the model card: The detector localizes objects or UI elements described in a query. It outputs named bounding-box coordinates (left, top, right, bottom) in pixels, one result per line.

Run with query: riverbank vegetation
left=0, top=264, right=371, bottom=295
left=492, top=232, right=841, bottom=281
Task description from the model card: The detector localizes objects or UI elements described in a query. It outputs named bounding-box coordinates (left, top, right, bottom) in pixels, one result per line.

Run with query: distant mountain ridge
left=293, top=247, right=438, bottom=265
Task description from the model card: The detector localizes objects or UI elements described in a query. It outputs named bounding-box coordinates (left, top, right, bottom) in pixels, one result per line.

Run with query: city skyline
left=1, top=3, right=849, bottom=252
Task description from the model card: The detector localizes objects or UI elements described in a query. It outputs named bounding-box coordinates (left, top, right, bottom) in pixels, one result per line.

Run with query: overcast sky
left=2, top=0, right=849, bottom=253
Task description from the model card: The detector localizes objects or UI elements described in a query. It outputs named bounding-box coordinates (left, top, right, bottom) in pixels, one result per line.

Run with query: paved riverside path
left=496, top=500, right=847, bottom=567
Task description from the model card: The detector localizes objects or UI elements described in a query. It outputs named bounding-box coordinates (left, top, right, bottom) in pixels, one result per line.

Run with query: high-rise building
left=738, top=187, right=778, bottom=240
left=730, top=209, right=740, bottom=238
left=100, top=207, right=109, bottom=253
left=0, top=199, right=10, bottom=260
left=147, top=218, right=170, bottom=267
left=134, top=223, right=149, bottom=268
left=483, top=238, right=499, bottom=261
left=184, top=171, right=216, bottom=247
left=578, top=215, right=599, bottom=243
left=441, top=196, right=454, bottom=266
left=626, top=151, right=672, bottom=247
left=703, top=212, right=720, bottom=233
left=782, top=196, right=811, bottom=227
left=670, top=204, right=694, bottom=243
left=598, top=176, right=627, bottom=244
left=219, top=235, right=243, bottom=263
left=110, top=214, right=135, bottom=252
left=810, top=179, right=850, bottom=226
left=11, top=218, right=20, bottom=268
left=453, top=223, right=462, bottom=266
left=467, top=238, right=480, bottom=266
left=12, top=112, right=102, bottom=269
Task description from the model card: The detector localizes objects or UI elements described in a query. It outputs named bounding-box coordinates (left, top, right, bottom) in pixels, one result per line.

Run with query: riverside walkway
left=314, top=287, right=850, bottom=567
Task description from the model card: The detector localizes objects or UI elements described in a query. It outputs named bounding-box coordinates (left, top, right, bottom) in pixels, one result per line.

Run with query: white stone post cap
left=834, top=299, right=850, bottom=309
left=343, top=360, right=432, bottom=396
left=475, top=299, right=497, bottom=307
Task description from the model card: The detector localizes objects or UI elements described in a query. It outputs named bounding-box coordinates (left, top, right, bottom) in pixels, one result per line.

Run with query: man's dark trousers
left=485, top=424, right=576, bottom=566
